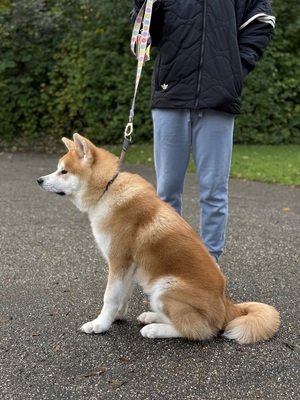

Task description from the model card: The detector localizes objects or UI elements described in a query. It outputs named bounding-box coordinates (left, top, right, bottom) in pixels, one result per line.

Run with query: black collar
left=99, top=172, right=119, bottom=200
left=106, top=172, right=119, bottom=191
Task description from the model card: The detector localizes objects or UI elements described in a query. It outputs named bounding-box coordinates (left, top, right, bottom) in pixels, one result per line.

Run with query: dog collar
left=106, top=172, right=119, bottom=191
left=99, top=172, right=119, bottom=201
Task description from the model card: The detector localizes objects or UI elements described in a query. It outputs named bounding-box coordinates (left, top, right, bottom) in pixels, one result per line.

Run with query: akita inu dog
left=37, top=133, right=279, bottom=343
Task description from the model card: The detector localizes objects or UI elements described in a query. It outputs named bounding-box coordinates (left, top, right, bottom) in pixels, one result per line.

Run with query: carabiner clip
left=124, top=122, right=133, bottom=141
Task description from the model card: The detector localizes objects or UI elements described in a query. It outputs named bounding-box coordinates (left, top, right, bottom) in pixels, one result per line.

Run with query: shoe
left=211, top=255, right=220, bottom=270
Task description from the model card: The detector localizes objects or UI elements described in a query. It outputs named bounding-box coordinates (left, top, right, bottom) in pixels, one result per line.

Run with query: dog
left=37, top=133, right=280, bottom=343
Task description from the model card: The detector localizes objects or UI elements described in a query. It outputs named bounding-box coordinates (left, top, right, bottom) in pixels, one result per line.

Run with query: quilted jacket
left=130, top=0, right=275, bottom=114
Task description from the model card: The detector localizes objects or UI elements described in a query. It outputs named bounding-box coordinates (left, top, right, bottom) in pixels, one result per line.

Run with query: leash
left=119, top=0, right=154, bottom=164
left=98, top=172, right=120, bottom=201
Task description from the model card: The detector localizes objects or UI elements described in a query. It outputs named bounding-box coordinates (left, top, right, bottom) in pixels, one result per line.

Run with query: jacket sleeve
left=238, top=0, right=275, bottom=79
left=129, top=0, right=164, bottom=47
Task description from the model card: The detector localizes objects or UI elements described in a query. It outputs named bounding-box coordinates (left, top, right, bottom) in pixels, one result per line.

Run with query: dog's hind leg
left=140, top=322, right=183, bottom=339
left=137, top=311, right=170, bottom=325
left=138, top=300, right=216, bottom=340
left=138, top=309, right=183, bottom=339
left=159, top=292, right=221, bottom=341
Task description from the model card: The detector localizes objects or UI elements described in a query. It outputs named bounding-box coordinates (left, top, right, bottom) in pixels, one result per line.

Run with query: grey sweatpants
left=152, top=109, right=235, bottom=261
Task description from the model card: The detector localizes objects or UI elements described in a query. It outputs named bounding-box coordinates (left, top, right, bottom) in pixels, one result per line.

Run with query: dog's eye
left=61, top=170, right=68, bottom=175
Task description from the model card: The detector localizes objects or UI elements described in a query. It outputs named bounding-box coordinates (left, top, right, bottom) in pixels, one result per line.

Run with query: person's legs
left=191, top=110, right=234, bottom=262
left=152, top=109, right=191, bottom=215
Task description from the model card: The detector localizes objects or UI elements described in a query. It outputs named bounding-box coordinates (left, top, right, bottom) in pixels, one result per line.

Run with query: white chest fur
left=93, top=227, right=111, bottom=261
left=89, top=203, right=112, bottom=261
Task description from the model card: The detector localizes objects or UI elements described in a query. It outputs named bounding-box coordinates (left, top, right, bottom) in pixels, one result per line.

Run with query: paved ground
left=0, top=152, right=299, bottom=400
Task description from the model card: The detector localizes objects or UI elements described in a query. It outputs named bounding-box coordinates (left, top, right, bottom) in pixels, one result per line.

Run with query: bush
left=0, top=0, right=299, bottom=147
left=0, top=0, right=57, bottom=142
left=235, top=0, right=300, bottom=144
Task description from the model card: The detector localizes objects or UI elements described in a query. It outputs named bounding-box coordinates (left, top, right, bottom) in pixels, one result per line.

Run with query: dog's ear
left=62, top=137, right=75, bottom=151
left=73, top=133, right=94, bottom=164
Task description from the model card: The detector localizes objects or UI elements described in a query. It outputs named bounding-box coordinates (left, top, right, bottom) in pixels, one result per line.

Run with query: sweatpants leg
left=191, top=110, right=234, bottom=261
left=152, top=108, right=234, bottom=261
left=152, top=109, right=191, bottom=215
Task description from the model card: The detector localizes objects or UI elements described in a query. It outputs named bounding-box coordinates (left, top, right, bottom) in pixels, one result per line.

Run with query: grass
left=1, top=137, right=299, bottom=187
left=108, top=143, right=300, bottom=187
left=230, top=145, right=300, bottom=187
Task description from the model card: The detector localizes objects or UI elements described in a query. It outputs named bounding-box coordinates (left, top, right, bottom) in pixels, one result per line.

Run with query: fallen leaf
left=53, top=344, right=62, bottom=352
left=84, top=367, right=106, bottom=378
left=48, top=309, right=59, bottom=316
left=109, top=380, right=127, bottom=388
left=282, top=207, right=291, bottom=211
left=282, top=342, right=295, bottom=350
left=119, top=357, right=134, bottom=365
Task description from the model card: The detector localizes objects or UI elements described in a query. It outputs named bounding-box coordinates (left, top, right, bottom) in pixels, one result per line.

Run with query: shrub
left=0, top=0, right=299, bottom=146
left=235, top=0, right=300, bottom=144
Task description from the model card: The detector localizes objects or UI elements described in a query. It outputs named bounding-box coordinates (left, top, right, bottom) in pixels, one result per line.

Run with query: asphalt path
left=0, top=152, right=299, bottom=399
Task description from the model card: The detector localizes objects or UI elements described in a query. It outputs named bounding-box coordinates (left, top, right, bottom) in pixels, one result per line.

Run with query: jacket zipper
left=195, top=0, right=207, bottom=109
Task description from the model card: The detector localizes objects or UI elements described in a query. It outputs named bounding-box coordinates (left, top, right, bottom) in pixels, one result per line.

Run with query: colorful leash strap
left=120, top=0, right=154, bottom=164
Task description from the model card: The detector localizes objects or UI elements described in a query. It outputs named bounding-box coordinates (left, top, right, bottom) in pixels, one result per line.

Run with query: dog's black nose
left=37, top=178, right=43, bottom=185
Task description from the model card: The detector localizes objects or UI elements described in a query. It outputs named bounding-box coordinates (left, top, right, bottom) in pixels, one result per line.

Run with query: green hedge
left=235, top=1, right=300, bottom=144
left=0, top=0, right=299, bottom=146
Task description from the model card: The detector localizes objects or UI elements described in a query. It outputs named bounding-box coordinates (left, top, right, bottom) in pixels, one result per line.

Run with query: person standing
left=130, top=0, right=275, bottom=263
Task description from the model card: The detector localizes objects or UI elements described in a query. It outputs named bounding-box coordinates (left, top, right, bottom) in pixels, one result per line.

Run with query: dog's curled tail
left=223, top=301, right=280, bottom=344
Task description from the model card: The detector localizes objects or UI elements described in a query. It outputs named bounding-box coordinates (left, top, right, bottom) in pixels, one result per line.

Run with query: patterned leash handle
left=130, top=0, right=154, bottom=120
left=120, top=0, right=154, bottom=164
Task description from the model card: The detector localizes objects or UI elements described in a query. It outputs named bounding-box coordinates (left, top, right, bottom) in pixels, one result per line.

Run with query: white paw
left=140, top=323, right=182, bottom=339
left=137, top=312, right=154, bottom=325
left=140, top=324, right=161, bottom=339
left=80, top=319, right=109, bottom=334
left=137, top=312, right=162, bottom=325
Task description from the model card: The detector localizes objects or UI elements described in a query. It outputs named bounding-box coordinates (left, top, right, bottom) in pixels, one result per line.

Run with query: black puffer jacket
left=130, top=0, right=275, bottom=114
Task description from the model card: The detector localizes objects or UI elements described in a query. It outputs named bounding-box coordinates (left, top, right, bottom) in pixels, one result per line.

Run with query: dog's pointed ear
left=62, top=137, right=75, bottom=151
left=73, top=133, right=94, bottom=164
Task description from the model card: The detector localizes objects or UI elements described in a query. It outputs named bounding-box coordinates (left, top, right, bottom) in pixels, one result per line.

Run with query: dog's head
left=37, top=133, right=119, bottom=210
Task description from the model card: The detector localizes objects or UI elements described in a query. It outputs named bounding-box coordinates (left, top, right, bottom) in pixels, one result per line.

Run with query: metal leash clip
left=124, top=121, right=133, bottom=141
left=119, top=120, right=133, bottom=164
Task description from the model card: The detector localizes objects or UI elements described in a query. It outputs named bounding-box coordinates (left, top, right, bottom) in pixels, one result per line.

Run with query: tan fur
left=223, top=302, right=280, bottom=344
left=38, top=134, right=280, bottom=343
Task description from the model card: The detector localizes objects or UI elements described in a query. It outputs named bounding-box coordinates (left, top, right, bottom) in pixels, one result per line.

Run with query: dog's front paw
left=80, top=319, right=109, bottom=334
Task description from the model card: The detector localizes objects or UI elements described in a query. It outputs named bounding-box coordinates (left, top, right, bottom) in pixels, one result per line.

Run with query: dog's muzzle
left=37, top=178, right=66, bottom=196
